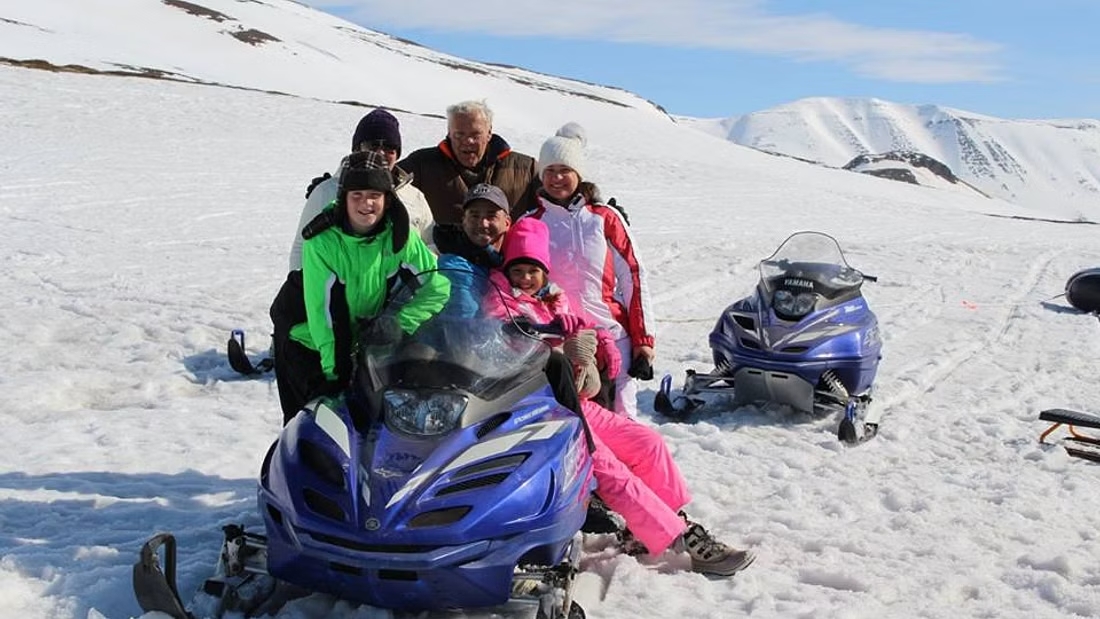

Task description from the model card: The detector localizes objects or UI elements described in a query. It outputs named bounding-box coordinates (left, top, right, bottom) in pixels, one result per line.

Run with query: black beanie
left=352, top=109, right=402, bottom=157
left=340, top=167, right=393, bottom=193
left=334, top=152, right=408, bottom=251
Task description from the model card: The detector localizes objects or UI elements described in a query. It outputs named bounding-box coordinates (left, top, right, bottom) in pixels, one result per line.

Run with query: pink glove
left=553, top=313, right=587, bottom=336
left=595, top=329, right=622, bottom=378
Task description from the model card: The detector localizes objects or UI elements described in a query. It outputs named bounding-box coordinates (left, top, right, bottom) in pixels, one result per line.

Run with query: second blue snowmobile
left=655, top=231, right=883, bottom=444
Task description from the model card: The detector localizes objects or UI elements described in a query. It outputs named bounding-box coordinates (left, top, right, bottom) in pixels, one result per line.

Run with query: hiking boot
left=676, top=521, right=756, bottom=577
left=614, top=528, right=649, bottom=556
left=582, top=495, right=625, bottom=534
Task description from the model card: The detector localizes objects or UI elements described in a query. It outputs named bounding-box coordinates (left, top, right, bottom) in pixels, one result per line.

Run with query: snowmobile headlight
left=384, top=389, right=468, bottom=436
left=773, top=289, right=816, bottom=319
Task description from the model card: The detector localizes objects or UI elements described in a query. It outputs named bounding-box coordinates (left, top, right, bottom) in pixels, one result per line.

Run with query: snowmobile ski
left=653, top=373, right=703, bottom=418
left=658, top=372, right=879, bottom=445
left=132, top=533, right=191, bottom=619
left=132, top=525, right=306, bottom=619
left=226, top=329, right=273, bottom=376
left=837, top=416, right=879, bottom=445
left=1062, top=438, right=1100, bottom=463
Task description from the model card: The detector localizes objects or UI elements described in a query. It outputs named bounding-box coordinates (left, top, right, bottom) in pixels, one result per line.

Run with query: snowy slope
left=4, top=3, right=1100, bottom=619
left=682, top=98, right=1100, bottom=221
left=5, top=61, right=1100, bottom=619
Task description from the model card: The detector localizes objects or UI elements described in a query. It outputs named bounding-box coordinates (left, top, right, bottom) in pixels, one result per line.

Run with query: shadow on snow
left=0, top=469, right=258, bottom=619
left=181, top=347, right=275, bottom=385
left=635, top=386, right=840, bottom=436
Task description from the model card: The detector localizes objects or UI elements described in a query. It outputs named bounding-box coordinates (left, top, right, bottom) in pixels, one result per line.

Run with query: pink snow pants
left=581, top=400, right=691, bottom=554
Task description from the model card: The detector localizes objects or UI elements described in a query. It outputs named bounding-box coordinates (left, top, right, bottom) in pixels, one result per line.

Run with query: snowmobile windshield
left=757, top=232, right=865, bottom=321
left=758, top=231, right=864, bottom=298
left=358, top=267, right=551, bottom=403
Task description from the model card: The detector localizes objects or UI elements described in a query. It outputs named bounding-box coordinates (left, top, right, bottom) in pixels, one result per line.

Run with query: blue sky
left=304, top=0, right=1099, bottom=120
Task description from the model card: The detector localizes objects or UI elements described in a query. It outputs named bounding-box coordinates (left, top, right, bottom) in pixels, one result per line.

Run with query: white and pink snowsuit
left=523, top=193, right=655, bottom=416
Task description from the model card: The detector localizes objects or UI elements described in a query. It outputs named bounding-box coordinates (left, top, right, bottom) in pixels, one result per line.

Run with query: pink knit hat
left=502, top=217, right=552, bottom=273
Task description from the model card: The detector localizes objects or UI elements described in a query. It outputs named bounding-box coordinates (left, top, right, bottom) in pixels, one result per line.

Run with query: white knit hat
left=537, top=122, right=588, bottom=179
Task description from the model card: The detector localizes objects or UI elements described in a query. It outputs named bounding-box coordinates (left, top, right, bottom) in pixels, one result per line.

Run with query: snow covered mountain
left=0, top=0, right=666, bottom=128
left=5, top=1, right=1096, bottom=220
left=682, top=98, right=1100, bottom=221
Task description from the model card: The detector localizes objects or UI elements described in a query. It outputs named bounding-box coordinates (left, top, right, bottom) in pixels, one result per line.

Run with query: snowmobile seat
left=1039, top=408, right=1100, bottom=432
left=1039, top=408, right=1100, bottom=463
left=1065, top=268, right=1100, bottom=314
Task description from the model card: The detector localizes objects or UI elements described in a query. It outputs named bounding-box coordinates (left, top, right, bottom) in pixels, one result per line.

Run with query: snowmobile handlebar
left=508, top=316, right=566, bottom=339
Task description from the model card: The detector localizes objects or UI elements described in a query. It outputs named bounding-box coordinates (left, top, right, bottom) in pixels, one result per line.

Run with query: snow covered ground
left=3, top=64, right=1100, bottom=619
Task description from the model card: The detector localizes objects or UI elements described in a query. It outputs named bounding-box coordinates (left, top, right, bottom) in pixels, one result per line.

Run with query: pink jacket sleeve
left=484, top=270, right=518, bottom=321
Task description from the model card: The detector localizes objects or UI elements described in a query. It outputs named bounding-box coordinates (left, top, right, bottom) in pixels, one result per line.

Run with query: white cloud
left=302, top=0, right=1004, bottom=83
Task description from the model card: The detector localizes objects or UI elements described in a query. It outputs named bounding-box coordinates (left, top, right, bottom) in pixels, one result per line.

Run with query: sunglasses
left=360, top=139, right=399, bottom=155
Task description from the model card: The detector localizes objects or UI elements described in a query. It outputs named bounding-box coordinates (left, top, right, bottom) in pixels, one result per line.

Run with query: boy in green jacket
left=276, top=152, right=449, bottom=423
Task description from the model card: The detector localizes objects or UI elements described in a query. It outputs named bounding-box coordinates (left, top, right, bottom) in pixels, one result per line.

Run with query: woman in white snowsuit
left=521, top=122, right=656, bottom=416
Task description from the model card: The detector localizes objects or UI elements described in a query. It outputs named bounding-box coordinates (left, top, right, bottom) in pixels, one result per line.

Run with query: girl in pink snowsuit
left=484, top=216, right=619, bottom=398
left=485, top=218, right=754, bottom=575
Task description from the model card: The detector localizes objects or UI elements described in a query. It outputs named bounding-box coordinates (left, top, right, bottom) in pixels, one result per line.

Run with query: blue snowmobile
left=133, top=270, right=595, bottom=619
left=655, top=231, right=883, bottom=444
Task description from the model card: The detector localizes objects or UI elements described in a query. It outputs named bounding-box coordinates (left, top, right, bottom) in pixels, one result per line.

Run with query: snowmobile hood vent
left=455, top=453, right=528, bottom=478
left=408, top=506, right=472, bottom=528
left=436, top=472, right=512, bottom=496
left=298, top=438, right=347, bottom=491
left=303, top=488, right=347, bottom=522
left=476, top=413, right=511, bottom=438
